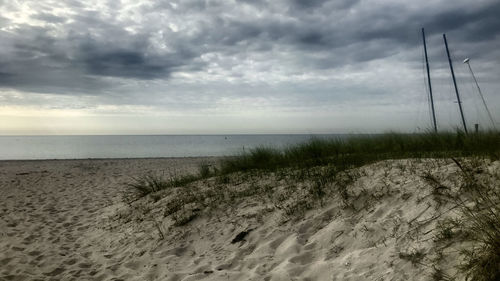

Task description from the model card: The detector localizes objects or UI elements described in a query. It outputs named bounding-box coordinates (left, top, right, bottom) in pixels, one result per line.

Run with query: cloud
left=32, top=12, right=67, bottom=23
left=0, top=0, right=499, bottom=133
left=77, top=38, right=202, bottom=79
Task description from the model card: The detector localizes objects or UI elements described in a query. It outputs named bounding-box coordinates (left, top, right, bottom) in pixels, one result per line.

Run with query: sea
left=0, top=134, right=346, bottom=160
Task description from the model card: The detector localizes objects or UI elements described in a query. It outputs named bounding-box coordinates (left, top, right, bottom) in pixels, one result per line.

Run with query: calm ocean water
left=0, top=135, right=346, bottom=160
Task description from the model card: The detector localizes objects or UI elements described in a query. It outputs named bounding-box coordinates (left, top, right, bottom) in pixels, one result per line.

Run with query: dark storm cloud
left=0, top=0, right=499, bottom=96
left=0, top=12, right=203, bottom=93
left=0, top=24, right=110, bottom=94
left=288, top=0, right=360, bottom=11
left=32, top=12, right=67, bottom=23
left=77, top=39, right=202, bottom=79
left=427, top=4, right=500, bottom=43
left=289, top=0, right=329, bottom=10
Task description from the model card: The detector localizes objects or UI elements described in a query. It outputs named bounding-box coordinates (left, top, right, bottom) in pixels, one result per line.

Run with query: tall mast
left=422, top=28, right=437, bottom=132
left=463, top=58, right=496, bottom=130
left=443, top=33, right=468, bottom=133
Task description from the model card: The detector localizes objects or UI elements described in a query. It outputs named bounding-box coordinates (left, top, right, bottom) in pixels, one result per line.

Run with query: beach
left=1, top=157, right=498, bottom=280
left=0, top=158, right=215, bottom=281
left=2, top=0, right=499, bottom=279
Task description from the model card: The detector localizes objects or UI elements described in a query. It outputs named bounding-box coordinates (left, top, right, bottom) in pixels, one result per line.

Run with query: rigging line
left=465, top=60, right=496, bottom=130
left=458, top=61, right=486, bottom=130
left=461, top=64, right=483, bottom=128
left=446, top=68, right=458, bottom=130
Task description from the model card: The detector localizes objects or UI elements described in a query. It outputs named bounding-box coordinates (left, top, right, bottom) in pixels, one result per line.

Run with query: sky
left=1, top=0, right=499, bottom=135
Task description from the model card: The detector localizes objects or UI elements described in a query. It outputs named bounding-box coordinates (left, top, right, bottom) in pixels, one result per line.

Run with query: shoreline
left=0, top=155, right=221, bottom=163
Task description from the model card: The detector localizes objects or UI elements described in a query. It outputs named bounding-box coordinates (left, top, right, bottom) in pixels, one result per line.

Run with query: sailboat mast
left=443, top=33, right=468, bottom=133
left=422, top=28, right=437, bottom=132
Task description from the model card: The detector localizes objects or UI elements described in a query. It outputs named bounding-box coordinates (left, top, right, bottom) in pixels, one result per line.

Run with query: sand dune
left=1, top=158, right=497, bottom=280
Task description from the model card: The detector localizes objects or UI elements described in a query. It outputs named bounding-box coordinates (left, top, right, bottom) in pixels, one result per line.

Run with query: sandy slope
left=1, top=158, right=497, bottom=280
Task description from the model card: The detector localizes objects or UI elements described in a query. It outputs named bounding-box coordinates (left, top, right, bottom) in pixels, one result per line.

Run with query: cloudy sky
left=1, top=0, right=499, bottom=134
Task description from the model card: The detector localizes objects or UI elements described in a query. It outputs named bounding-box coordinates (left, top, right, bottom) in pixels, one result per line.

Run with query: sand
left=0, top=158, right=215, bottom=281
left=1, top=157, right=497, bottom=280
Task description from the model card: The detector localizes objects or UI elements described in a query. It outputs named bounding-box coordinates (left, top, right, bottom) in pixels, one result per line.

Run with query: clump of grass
left=220, top=146, right=283, bottom=172
left=125, top=161, right=221, bottom=202
left=452, top=158, right=500, bottom=281
left=432, top=267, right=451, bottom=281
left=435, top=219, right=458, bottom=241
left=125, top=173, right=202, bottom=202
left=168, top=174, right=200, bottom=187
left=126, top=174, right=171, bottom=201
left=172, top=208, right=200, bottom=226
left=278, top=197, right=314, bottom=217
left=399, top=248, right=426, bottom=265
left=199, top=162, right=212, bottom=178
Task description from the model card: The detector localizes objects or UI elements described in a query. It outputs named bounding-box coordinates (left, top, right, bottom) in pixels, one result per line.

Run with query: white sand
left=1, top=158, right=497, bottom=280
left=0, top=158, right=214, bottom=280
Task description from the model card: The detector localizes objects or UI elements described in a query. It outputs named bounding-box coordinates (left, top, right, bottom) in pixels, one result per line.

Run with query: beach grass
left=126, top=173, right=201, bottom=201
left=126, top=131, right=499, bottom=201
left=125, top=131, right=500, bottom=280
left=219, top=131, right=500, bottom=173
left=127, top=132, right=499, bottom=197
left=451, top=158, right=500, bottom=281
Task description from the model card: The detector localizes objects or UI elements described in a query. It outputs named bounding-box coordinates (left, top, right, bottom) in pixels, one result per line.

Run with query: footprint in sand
left=0, top=257, right=13, bottom=266
left=78, top=262, right=93, bottom=269
left=44, top=267, right=65, bottom=277
left=289, top=250, right=315, bottom=265
left=64, top=258, right=78, bottom=265
left=269, top=235, right=288, bottom=250
left=124, top=261, right=142, bottom=270
left=11, top=246, right=25, bottom=252
left=160, top=245, right=190, bottom=257
left=22, top=234, right=36, bottom=244
left=28, top=250, right=42, bottom=257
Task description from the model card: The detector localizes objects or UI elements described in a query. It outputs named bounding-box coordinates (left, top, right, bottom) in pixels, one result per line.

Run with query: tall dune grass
left=219, top=131, right=500, bottom=174
left=127, top=131, right=499, bottom=199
